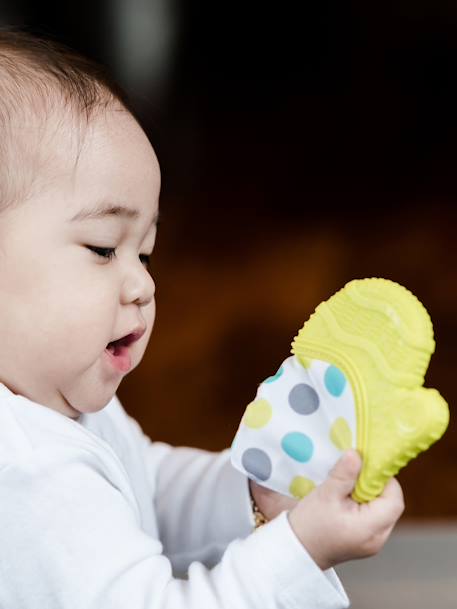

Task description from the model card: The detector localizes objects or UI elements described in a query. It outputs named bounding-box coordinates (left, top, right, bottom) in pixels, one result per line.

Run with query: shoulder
left=0, top=429, right=142, bottom=526
left=0, top=390, right=140, bottom=512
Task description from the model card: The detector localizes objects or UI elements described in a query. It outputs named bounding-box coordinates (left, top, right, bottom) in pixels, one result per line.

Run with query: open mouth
left=106, top=333, right=135, bottom=355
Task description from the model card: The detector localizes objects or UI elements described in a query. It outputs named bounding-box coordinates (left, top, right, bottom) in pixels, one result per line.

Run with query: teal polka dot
left=281, top=432, right=314, bottom=462
left=324, top=365, right=347, bottom=397
left=264, top=365, right=284, bottom=384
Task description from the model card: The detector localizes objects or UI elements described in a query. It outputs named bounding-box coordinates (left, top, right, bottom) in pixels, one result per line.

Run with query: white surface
left=337, top=522, right=457, bottom=609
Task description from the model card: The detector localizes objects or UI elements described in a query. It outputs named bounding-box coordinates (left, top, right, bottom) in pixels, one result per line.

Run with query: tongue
left=106, top=342, right=131, bottom=372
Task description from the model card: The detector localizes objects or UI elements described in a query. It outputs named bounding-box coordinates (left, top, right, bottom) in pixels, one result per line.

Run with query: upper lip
left=108, top=325, right=146, bottom=347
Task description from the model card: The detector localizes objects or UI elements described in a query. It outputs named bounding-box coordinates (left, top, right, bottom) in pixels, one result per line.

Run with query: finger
left=380, top=478, right=405, bottom=517
left=250, top=480, right=298, bottom=514
left=322, top=449, right=363, bottom=500
left=363, top=478, right=405, bottom=528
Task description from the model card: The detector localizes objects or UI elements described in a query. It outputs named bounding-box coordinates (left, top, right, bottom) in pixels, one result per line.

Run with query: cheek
left=0, top=248, right=119, bottom=359
left=37, top=274, right=117, bottom=348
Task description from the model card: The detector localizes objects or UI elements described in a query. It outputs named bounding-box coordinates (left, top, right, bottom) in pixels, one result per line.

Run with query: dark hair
left=0, top=26, right=139, bottom=212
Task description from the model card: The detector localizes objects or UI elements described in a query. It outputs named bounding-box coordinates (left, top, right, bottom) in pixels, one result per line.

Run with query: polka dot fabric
left=230, top=355, right=357, bottom=499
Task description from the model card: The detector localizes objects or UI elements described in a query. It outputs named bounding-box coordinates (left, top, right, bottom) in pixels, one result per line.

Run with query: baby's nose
left=121, top=266, right=155, bottom=306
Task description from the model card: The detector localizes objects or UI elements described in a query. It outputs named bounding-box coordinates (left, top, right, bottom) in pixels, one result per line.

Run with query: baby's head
left=0, top=28, right=160, bottom=419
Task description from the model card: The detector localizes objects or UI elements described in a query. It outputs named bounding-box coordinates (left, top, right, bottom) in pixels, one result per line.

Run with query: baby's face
left=0, top=108, right=159, bottom=418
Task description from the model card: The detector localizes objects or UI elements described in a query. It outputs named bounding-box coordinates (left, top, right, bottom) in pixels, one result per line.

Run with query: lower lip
left=104, top=345, right=132, bottom=373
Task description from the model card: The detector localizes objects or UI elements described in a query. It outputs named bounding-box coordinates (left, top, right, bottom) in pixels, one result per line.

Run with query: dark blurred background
left=1, top=1, right=456, bottom=519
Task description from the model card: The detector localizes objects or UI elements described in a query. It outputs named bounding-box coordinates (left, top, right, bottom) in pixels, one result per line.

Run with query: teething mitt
left=230, top=278, right=449, bottom=502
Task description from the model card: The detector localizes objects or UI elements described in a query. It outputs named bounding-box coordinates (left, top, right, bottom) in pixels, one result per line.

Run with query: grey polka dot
left=241, top=448, right=272, bottom=481
left=288, top=383, right=320, bottom=415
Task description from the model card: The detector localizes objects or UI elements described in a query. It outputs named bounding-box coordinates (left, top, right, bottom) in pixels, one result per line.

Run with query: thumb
left=322, top=449, right=363, bottom=500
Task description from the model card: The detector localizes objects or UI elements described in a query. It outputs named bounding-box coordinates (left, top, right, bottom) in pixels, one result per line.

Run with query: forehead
left=49, top=109, right=161, bottom=224
left=68, top=201, right=160, bottom=229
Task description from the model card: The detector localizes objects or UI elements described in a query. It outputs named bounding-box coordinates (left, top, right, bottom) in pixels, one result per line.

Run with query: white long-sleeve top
left=0, top=381, right=349, bottom=609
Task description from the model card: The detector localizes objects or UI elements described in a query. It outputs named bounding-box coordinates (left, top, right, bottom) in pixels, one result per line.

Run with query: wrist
left=287, top=506, right=332, bottom=571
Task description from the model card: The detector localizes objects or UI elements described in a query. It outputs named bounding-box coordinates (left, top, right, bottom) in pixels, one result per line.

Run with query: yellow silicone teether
left=291, top=278, right=449, bottom=502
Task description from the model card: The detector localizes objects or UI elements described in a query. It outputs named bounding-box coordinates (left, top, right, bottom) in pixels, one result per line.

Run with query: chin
left=64, top=384, right=116, bottom=416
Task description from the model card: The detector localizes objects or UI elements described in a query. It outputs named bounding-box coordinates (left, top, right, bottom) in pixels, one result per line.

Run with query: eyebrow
left=68, top=202, right=159, bottom=225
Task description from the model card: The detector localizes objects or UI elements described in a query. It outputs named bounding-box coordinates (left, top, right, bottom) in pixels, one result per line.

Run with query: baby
left=0, top=28, right=404, bottom=609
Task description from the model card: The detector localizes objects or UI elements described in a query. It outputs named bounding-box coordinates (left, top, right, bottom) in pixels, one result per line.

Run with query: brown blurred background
left=2, top=2, right=456, bottom=519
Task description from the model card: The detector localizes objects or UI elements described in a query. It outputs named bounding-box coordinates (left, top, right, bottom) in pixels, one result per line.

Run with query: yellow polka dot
left=330, top=417, right=352, bottom=451
left=243, top=399, right=273, bottom=429
left=289, top=476, right=316, bottom=499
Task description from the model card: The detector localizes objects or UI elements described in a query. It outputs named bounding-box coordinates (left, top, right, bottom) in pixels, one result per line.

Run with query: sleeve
left=152, top=445, right=254, bottom=570
left=0, top=447, right=349, bottom=609
left=119, top=401, right=256, bottom=570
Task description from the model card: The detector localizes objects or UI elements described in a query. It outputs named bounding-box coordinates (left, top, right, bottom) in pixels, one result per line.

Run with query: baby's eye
left=87, top=246, right=116, bottom=261
left=87, top=246, right=151, bottom=268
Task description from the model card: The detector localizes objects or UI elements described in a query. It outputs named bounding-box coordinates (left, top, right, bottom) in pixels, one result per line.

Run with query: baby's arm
left=0, top=445, right=350, bottom=609
left=151, top=443, right=255, bottom=571
left=123, top=397, right=403, bottom=577
left=122, top=404, right=255, bottom=572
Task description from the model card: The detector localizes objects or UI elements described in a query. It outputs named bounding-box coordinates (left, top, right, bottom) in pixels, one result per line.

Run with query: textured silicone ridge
left=291, top=278, right=450, bottom=502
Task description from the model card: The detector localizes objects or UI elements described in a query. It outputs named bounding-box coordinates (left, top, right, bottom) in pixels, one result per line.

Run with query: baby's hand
left=287, top=450, right=404, bottom=570
left=249, top=479, right=299, bottom=520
